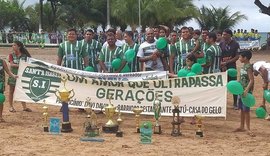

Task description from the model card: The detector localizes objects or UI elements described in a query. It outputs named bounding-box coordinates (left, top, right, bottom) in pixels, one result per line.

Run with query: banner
left=28, top=58, right=168, bottom=81
left=239, top=40, right=260, bottom=50
left=14, top=60, right=227, bottom=117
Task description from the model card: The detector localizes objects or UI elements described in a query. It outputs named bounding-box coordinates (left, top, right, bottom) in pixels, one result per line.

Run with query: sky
left=23, top=0, right=270, bottom=32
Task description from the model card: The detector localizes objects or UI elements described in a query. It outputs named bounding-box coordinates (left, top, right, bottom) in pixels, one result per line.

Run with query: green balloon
left=0, top=93, right=5, bottom=104
left=197, top=58, right=206, bottom=65
left=228, top=68, right=237, bottom=77
left=84, top=66, right=94, bottom=72
left=191, top=63, right=202, bottom=74
left=125, top=49, right=135, bottom=62
left=177, top=69, right=189, bottom=77
left=241, top=93, right=256, bottom=107
left=187, top=72, right=196, bottom=77
left=227, top=80, right=244, bottom=95
left=156, top=37, right=167, bottom=50
left=256, top=107, right=266, bottom=119
left=121, top=65, right=130, bottom=73
left=111, top=58, right=122, bottom=69
left=263, top=90, right=270, bottom=103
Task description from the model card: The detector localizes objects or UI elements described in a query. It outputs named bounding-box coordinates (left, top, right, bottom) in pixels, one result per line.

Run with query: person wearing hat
left=220, top=28, right=240, bottom=110
left=253, top=61, right=270, bottom=120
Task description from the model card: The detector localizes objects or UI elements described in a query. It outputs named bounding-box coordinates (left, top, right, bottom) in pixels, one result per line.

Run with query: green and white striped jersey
left=99, top=46, right=124, bottom=73
left=81, top=39, right=102, bottom=72
left=173, top=38, right=195, bottom=73
left=204, top=44, right=222, bottom=74
left=58, top=40, right=87, bottom=70
left=122, top=43, right=140, bottom=72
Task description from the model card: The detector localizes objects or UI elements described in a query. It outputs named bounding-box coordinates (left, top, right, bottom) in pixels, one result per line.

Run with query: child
left=8, top=41, right=32, bottom=112
left=253, top=61, right=270, bottom=120
left=234, top=50, right=255, bottom=137
left=0, top=58, right=17, bottom=122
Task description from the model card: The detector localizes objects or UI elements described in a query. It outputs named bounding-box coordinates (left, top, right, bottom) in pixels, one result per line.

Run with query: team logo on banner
left=22, top=66, right=61, bottom=102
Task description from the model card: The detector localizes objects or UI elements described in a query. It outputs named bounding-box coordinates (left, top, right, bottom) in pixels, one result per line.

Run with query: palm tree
left=195, top=5, right=248, bottom=31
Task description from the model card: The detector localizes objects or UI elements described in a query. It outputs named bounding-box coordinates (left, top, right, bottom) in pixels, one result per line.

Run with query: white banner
left=28, top=58, right=168, bottom=81
left=14, top=60, right=227, bottom=117
left=239, top=40, right=260, bottom=50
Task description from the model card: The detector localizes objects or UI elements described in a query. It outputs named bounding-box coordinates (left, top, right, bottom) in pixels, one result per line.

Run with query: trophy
left=55, top=77, right=75, bottom=133
left=132, top=107, right=143, bottom=133
left=116, top=109, right=123, bottom=137
left=102, top=95, right=118, bottom=133
left=43, top=104, right=49, bottom=132
left=195, top=115, right=204, bottom=137
left=153, top=92, right=162, bottom=134
left=171, top=96, right=182, bottom=136
left=83, top=107, right=99, bottom=137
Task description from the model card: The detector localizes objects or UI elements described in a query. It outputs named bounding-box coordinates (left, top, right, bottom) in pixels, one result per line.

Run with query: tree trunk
left=254, top=0, right=270, bottom=16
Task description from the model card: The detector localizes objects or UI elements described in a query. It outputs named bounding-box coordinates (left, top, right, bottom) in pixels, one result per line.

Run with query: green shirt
left=81, top=39, right=102, bottom=72
left=240, top=63, right=252, bottom=89
left=173, top=39, right=195, bottom=73
left=99, top=46, right=123, bottom=73
left=122, top=43, right=140, bottom=72
left=58, top=40, right=87, bottom=70
left=204, top=44, right=222, bottom=74
left=197, top=40, right=210, bottom=65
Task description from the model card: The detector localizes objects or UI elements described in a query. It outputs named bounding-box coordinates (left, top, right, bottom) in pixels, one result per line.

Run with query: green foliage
left=195, top=5, right=248, bottom=31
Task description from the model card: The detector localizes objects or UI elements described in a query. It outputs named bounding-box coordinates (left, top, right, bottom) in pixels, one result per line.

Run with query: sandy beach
left=0, top=47, right=270, bottom=156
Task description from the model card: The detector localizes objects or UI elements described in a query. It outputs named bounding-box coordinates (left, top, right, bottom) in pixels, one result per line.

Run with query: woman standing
left=8, top=41, right=32, bottom=112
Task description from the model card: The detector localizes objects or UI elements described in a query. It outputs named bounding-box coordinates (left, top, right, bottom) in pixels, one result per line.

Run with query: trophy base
left=116, top=131, right=123, bottom=137
left=61, top=122, right=73, bottom=133
left=43, top=126, right=49, bottom=132
left=171, top=130, right=181, bottom=137
left=196, top=131, right=203, bottom=137
left=154, top=125, right=162, bottom=134
left=102, top=125, right=118, bottom=133
left=136, top=127, right=140, bottom=133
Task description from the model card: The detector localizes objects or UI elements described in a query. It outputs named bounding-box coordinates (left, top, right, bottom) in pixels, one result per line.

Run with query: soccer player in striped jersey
left=57, top=28, right=89, bottom=70
left=196, top=28, right=210, bottom=66
left=122, top=31, right=140, bottom=72
left=99, top=34, right=125, bottom=73
left=170, top=26, right=196, bottom=74
left=204, top=32, right=222, bottom=74
left=137, top=28, right=166, bottom=71
left=81, top=29, right=102, bottom=72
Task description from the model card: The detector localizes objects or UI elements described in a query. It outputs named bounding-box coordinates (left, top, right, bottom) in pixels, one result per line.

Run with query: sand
left=0, top=47, right=270, bottom=156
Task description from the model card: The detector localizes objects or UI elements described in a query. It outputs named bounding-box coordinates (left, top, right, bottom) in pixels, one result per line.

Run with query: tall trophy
left=102, top=95, right=118, bottom=133
left=55, top=77, right=75, bottom=133
left=116, top=109, right=123, bottom=137
left=153, top=92, right=162, bottom=134
left=132, top=107, right=143, bottom=133
left=195, top=115, right=204, bottom=137
left=43, top=104, right=49, bottom=132
left=171, top=96, right=182, bottom=136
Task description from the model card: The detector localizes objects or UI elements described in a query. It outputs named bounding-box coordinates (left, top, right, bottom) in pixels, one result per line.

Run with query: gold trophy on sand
left=43, top=101, right=49, bottom=132
left=55, top=77, right=75, bottom=133
left=116, top=109, right=123, bottom=137
left=195, top=115, right=204, bottom=137
left=102, top=94, right=118, bottom=133
left=132, top=107, right=143, bottom=133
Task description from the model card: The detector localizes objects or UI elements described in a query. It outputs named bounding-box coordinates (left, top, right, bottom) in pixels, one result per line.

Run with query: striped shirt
left=99, top=46, right=123, bottom=73
left=173, top=38, right=195, bottom=73
left=204, top=44, right=222, bottom=74
left=122, top=43, right=140, bottom=72
left=81, top=39, right=102, bottom=72
left=58, top=41, right=87, bottom=70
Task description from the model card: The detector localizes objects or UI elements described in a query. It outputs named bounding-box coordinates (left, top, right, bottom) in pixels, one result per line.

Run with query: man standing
left=122, top=31, right=140, bottom=72
left=204, top=32, right=222, bottom=74
left=137, top=28, right=165, bottom=71
left=57, top=28, right=89, bottom=70
left=81, top=29, right=102, bottom=72
left=99, top=33, right=125, bottom=73
left=220, top=28, right=240, bottom=110
left=253, top=61, right=270, bottom=120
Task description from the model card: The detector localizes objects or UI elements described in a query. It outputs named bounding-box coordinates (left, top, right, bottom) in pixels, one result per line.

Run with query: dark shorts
left=237, top=95, right=250, bottom=112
